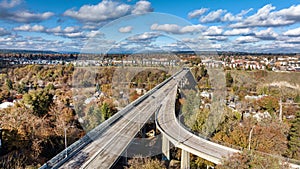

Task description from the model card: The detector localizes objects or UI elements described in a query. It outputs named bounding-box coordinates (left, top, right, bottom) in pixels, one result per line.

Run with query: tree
left=16, top=82, right=26, bottom=94
left=295, top=94, right=300, bottom=103
left=213, top=118, right=288, bottom=155
left=217, top=151, right=289, bottom=169
left=286, top=111, right=300, bottom=160
left=5, top=79, right=13, bottom=90
left=200, top=65, right=207, bottom=77
left=101, top=102, right=112, bottom=120
left=126, top=157, right=166, bottom=169
left=23, top=88, right=53, bottom=116
left=226, top=72, right=234, bottom=87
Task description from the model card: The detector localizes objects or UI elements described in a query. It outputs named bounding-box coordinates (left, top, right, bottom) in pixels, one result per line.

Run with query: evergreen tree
left=5, top=79, right=13, bottom=90
left=225, top=72, right=234, bottom=87
left=287, top=111, right=300, bottom=160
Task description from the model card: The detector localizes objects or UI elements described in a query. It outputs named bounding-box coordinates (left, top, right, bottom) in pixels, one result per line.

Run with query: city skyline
left=0, top=0, right=300, bottom=53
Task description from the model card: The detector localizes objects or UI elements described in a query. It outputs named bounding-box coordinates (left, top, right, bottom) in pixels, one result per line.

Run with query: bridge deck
left=59, top=70, right=188, bottom=169
left=156, top=84, right=239, bottom=164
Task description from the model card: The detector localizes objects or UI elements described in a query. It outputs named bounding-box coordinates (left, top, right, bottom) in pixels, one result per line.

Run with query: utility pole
left=279, top=98, right=283, bottom=122
left=248, top=126, right=255, bottom=151
left=0, top=127, right=2, bottom=148
left=64, top=127, right=67, bottom=158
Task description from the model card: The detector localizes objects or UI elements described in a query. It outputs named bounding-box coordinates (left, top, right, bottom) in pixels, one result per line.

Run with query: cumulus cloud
left=236, top=36, right=259, bottom=44
left=64, top=0, right=153, bottom=22
left=150, top=23, right=205, bottom=34
left=200, top=9, right=226, bottom=23
left=223, top=28, right=251, bottom=36
left=231, top=4, right=300, bottom=28
left=283, top=27, right=300, bottom=36
left=131, top=0, right=153, bottom=15
left=188, top=8, right=208, bottom=19
left=202, top=26, right=223, bottom=36
left=64, top=0, right=131, bottom=22
left=254, top=28, right=278, bottom=40
left=13, top=24, right=86, bottom=39
left=0, top=0, right=21, bottom=8
left=0, top=27, right=10, bottom=36
left=222, top=9, right=252, bottom=22
left=12, top=11, right=54, bottom=23
left=0, top=0, right=54, bottom=23
left=127, top=32, right=160, bottom=42
left=118, top=26, right=133, bottom=33
left=14, top=24, right=45, bottom=32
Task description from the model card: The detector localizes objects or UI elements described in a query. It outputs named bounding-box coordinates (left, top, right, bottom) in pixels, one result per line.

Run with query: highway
left=58, top=69, right=188, bottom=169
left=155, top=81, right=300, bottom=168
left=156, top=83, right=239, bottom=164
left=42, top=67, right=300, bottom=169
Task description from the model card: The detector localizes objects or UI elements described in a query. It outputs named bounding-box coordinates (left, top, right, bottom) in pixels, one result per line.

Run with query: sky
left=0, top=0, right=300, bottom=53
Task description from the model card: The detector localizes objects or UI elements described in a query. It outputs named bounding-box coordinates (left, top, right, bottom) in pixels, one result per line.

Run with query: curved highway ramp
left=40, top=68, right=300, bottom=169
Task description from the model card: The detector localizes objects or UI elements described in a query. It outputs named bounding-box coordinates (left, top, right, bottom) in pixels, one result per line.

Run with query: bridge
left=41, top=68, right=300, bottom=169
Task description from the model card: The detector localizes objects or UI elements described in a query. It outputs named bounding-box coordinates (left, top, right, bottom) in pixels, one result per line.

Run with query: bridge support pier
left=162, top=134, right=170, bottom=161
left=180, top=149, right=190, bottom=169
left=140, top=127, right=146, bottom=138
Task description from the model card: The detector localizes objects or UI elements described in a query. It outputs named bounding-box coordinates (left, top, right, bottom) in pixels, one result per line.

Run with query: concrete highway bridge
left=41, top=68, right=300, bottom=169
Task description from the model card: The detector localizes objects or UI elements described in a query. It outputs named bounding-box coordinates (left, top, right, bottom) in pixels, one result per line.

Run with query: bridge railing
left=40, top=68, right=185, bottom=169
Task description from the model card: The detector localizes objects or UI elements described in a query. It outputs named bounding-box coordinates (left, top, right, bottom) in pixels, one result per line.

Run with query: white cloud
left=64, top=0, right=153, bottom=22
left=180, top=25, right=206, bottom=34
left=64, top=0, right=131, bottom=22
left=46, top=26, right=62, bottom=33
left=222, top=9, right=253, bottom=22
left=14, top=24, right=45, bottom=32
left=0, top=0, right=21, bottom=8
left=150, top=23, right=181, bottom=34
left=14, top=24, right=31, bottom=31
left=283, top=27, right=300, bottom=36
left=64, top=32, right=84, bottom=38
left=150, top=23, right=205, bottom=34
left=31, top=25, right=45, bottom=32
left=9, top=11, right=54, bottom=23
left=0, top=27, right=10, bottom=36
left=236, top=36, right=259, bottom=44
left=118, top=26, right=133, bottom=33
left=188, top=8, right=208, bottom=19
left=205, top=35, right=228, bottom=41
left=127, top=32, right=160, bottom=42
left=224, top=28, right=251, bottom=36
left=200, top=9, right=226, bottom=23
left=0, top=0, right=53, bottom=23
left=230, top=4, right=300, bottom=28
left=131, top=1, right=153, bottom=15
left=276, top=4, right=300, bottom=22
left=202, top=26, right=223, bottom=36
left=254, top=28, right=278, bottom=40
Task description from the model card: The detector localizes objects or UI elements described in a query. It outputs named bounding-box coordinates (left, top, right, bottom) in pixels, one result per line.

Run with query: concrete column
left=162, top=134, right=170, bottom=161
left=123, top=147, right=128, bottom=165
left=140, top=127, right=146, bottom=138
left=181, top=149, right=190, bottom=169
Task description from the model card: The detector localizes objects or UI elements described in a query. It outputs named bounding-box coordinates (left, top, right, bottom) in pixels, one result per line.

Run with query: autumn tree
left=126, top=156, right=166, bottom=169
left=217, top=151, right=288, bottom=169
left=213, top=118, right=288, bottom=155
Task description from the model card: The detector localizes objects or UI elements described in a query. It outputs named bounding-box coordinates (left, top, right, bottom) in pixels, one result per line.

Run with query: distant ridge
left=0, top=49, right=60, bottom=54
left=0, top=48, right=298, bottom=55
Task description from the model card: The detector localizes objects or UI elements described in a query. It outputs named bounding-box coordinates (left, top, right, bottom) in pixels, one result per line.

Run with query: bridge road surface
left=59, top=70, right=189, bottom=169
left=156, top=85, right=300, bottom=169
left=156, top=84, right=240, bottom=164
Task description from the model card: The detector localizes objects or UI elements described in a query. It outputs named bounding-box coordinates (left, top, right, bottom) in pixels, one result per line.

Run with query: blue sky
left=0, top=0, right=300, bottom=53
